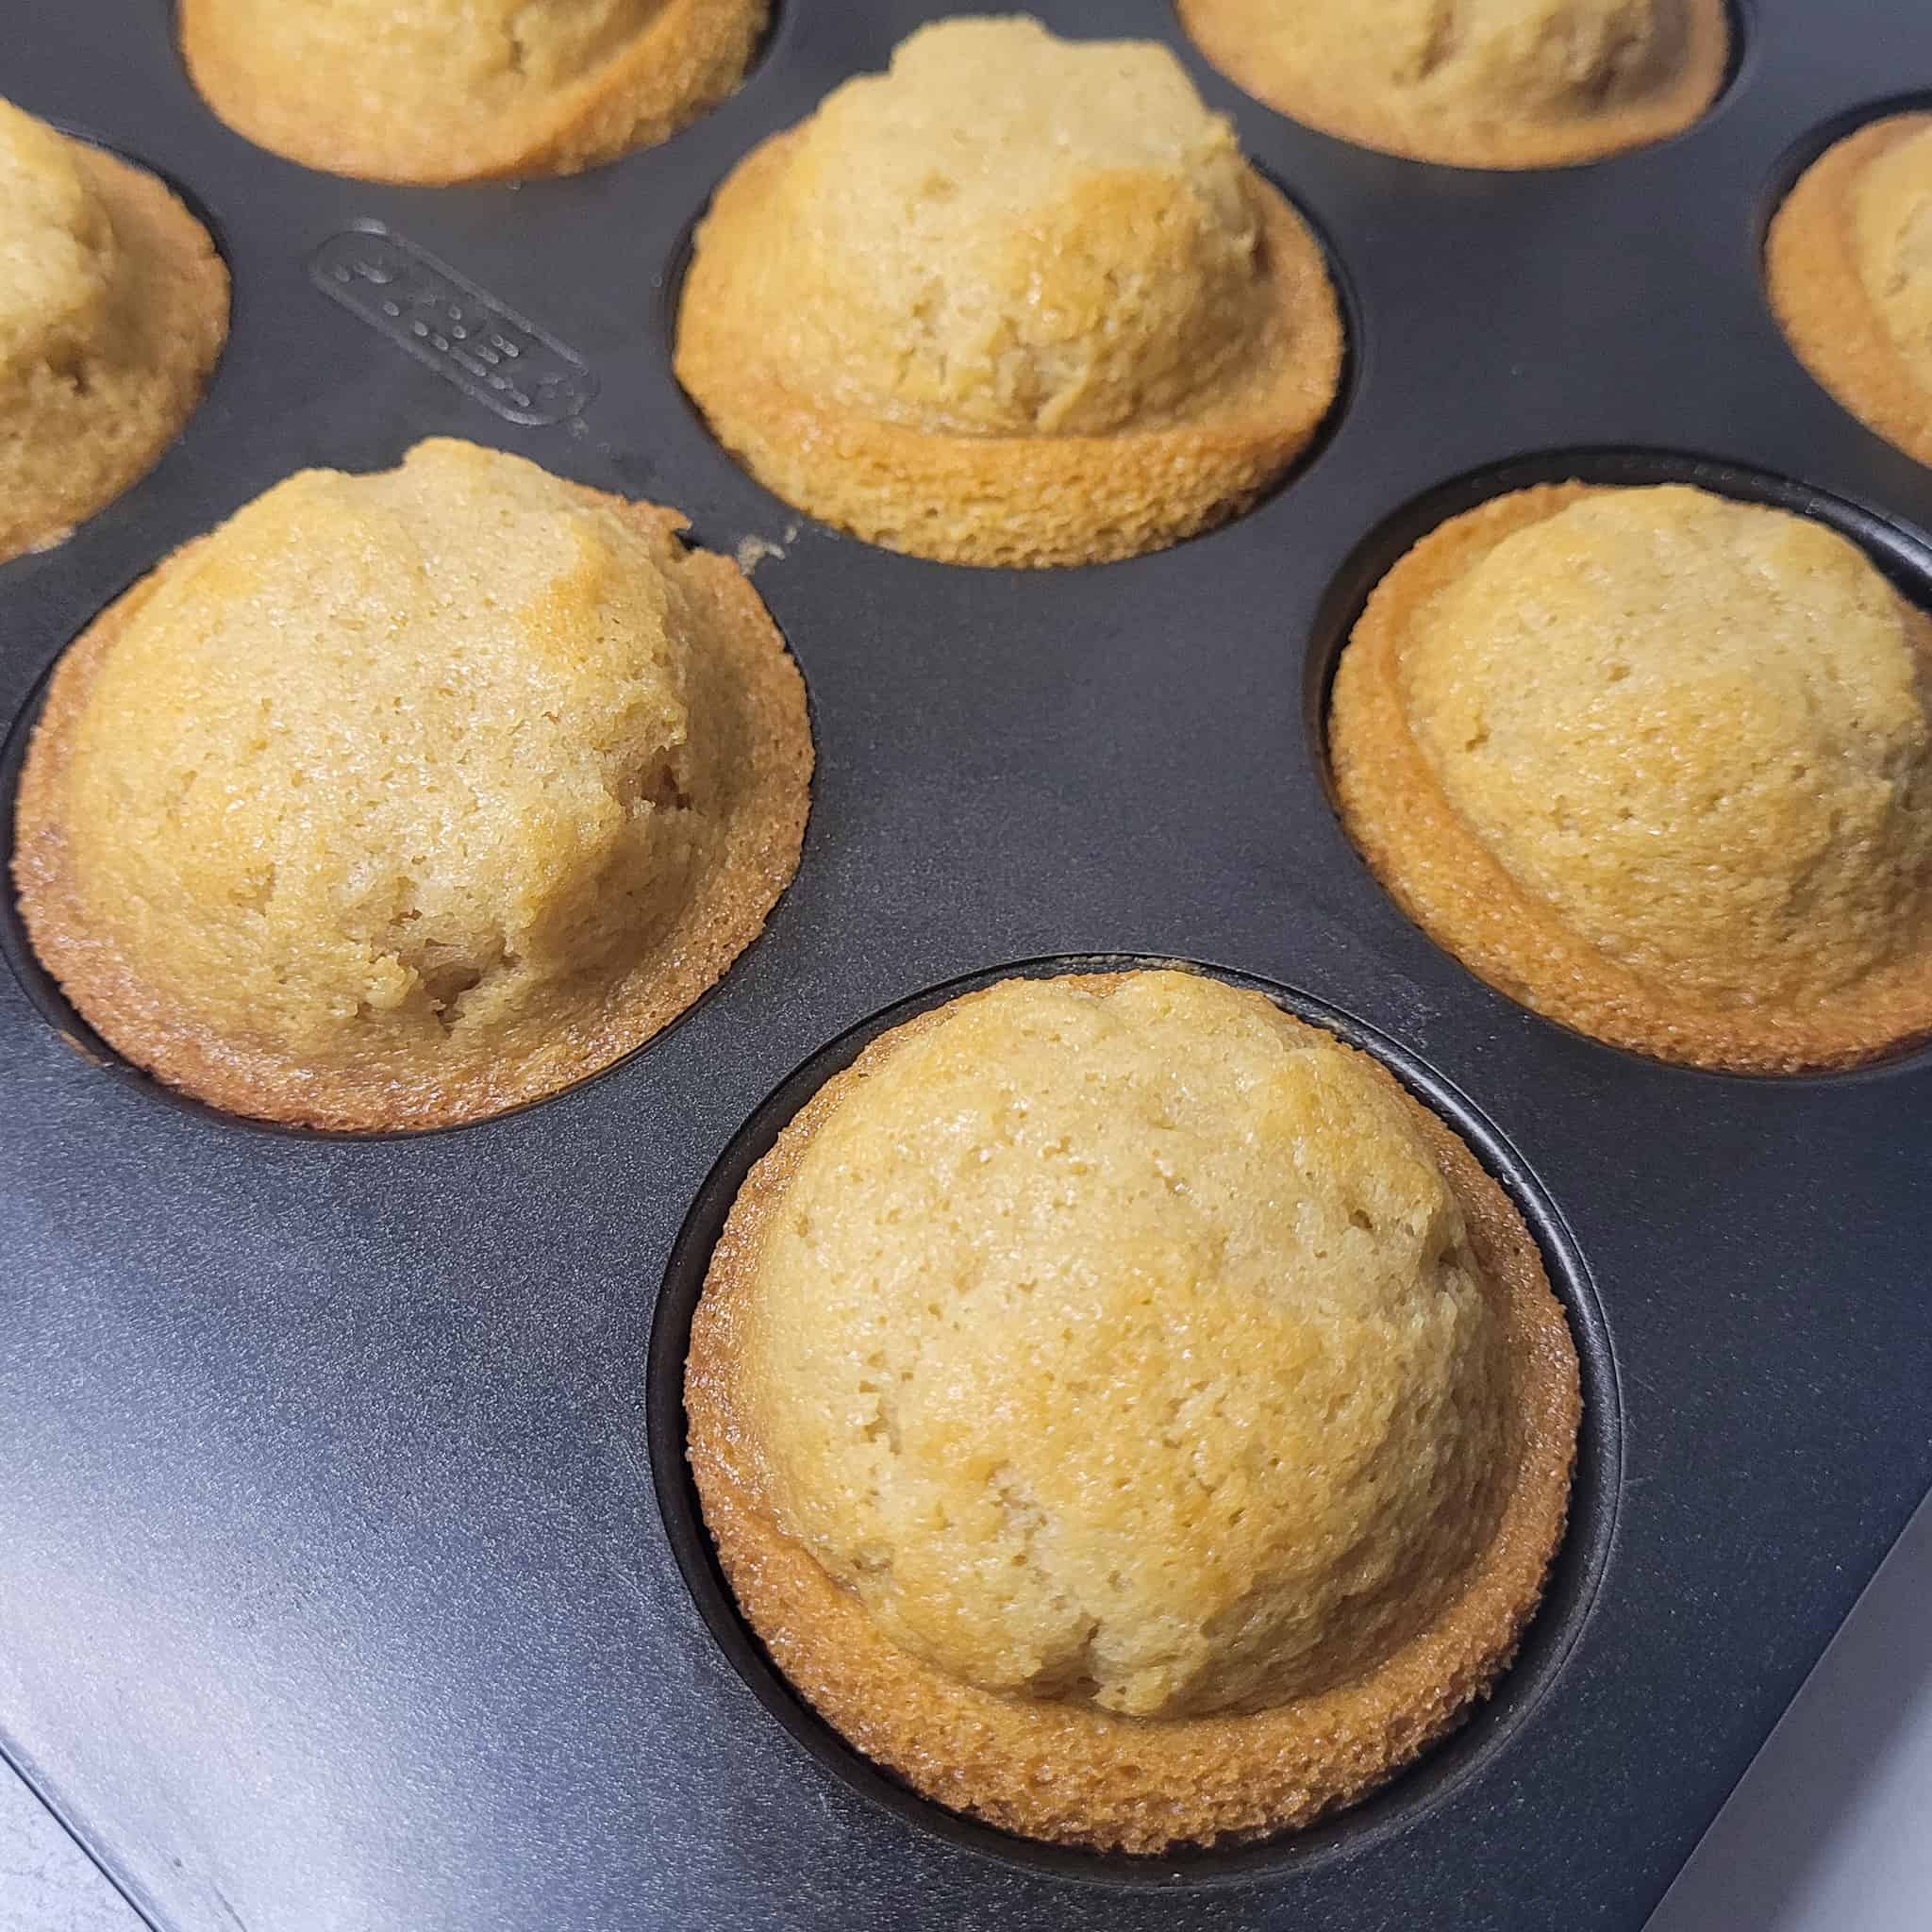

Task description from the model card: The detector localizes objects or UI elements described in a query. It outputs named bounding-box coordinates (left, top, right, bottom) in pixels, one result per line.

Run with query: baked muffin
left=687, top=968, right=1580, bottom=1851
left=674, top=17, right=1345, bottom=568
left=1176, top=0, right=1729, bottom=170
left=0, top=97, right=226, bottom=564
left=1768, top=113, right=1932, bottom=471
left=12, top=438, right=811, bottom=1131
left=177, top=0, right=767, bottom=184
left=1330, top=483, right=1932, bottom=1071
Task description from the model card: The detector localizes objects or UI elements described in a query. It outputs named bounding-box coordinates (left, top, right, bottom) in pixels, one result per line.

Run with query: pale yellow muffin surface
left=0, top=97, right=226, bottom=562
left=179, top=0, right=767, bottom=183
left=1331, top=483, right=1932, bottom=1070
left=0, top=104, right=116, bottom=371
left=741, top=970, right=1509, bottom=1719
left=728, top=18, right=1274, bottom=439
left=689, top=970, right=1580, bottom=1849
left=675, top=16, right=1344, bottom=566
left=1177, top=0, right=1728, bottom=169
left=13, top=439, right=811, bottom=1130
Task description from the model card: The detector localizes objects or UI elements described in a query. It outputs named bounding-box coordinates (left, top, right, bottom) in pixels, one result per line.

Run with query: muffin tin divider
left=5, top=1, right=1932, bottom=1926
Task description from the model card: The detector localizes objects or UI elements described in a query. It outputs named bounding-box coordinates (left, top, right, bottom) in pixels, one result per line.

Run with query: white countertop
left=1647, top=1490, right=1932, bottom=1932
left=4, top=1490, right=1929, bottom=1931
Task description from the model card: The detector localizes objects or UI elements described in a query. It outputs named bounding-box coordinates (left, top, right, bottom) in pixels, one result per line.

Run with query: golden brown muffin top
left=1849, top=125, right=1932, bottom=391
left=1766, top=116, right=1932, bottom=475
left=15, top=438, right=812, bottom=1128
left=1179, top=0, right=1727, bottom=169
left=1401, top=487, right=1932, bottom=1006
left=1332, top=481, right=1932, bottom=1071
left=0, top=100, right=118, bottom=376
left=719, top=17, right=1279, bottom=437
left=0, top=96, right=228, bottom=564
left=729, top=969, right=1513, bottom=1723
left=177, top=0, right=765, bottom=184
left=202, top=0, right=667, bottom=125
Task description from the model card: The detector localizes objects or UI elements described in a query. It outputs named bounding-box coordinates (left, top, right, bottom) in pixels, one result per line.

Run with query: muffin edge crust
left=674, top=126, right=1345, bottom=568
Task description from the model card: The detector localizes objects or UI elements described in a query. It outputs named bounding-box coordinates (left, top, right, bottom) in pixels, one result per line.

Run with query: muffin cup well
left=649, top=954, right=1619, bottom=1887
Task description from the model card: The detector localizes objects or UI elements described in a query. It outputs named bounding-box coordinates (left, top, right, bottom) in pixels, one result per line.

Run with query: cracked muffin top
left=177, top=0, right=767, bottom=183
left=0, top=95, right=226, bottom=562
left=1331, top=482, right=1932, bottom=1070
left=12, top=438, right=811, bottom=1129
left=673, top=15, right=1343, bottom=566
left=687, top=969, right=1579, bottom=1849
left=1176, top=0, right=1729, bottom=169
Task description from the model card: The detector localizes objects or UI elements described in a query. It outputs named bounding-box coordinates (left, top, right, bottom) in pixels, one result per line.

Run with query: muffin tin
left=4, top=1, right=1931, bottom=1927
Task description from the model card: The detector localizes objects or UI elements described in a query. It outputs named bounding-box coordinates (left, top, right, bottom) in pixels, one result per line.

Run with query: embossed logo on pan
left=309, top=224, right=597, bottom=426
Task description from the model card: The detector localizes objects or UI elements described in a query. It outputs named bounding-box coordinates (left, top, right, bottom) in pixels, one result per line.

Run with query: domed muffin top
left=223, top=0, right=672, bottom=114
left=1851, top=125, right=1932, bottom=391
left=176, top=0, right=766, bottom=183
left=1291, top=0, right=1696, bottom=125
left=14, top=438, right=810, bottom=1128
left=1178, top=0, right=1727, bottom=168
left=731, top=970, right=1514, bottom=1721
left=719, top=16, right=1278, bottom=438
left=1400, top=487, right=1932, bottom=1006
left=0, top=99, right=119, bottom=377
left=0, top=94, right=228, bottom=565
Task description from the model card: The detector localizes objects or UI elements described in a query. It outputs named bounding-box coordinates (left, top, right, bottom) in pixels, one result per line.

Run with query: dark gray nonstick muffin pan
left=4, top=2, right=1931, bottom=1927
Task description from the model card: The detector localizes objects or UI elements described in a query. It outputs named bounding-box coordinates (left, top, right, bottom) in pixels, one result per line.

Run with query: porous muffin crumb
left=1331, top=483, right=1932, bottom=1070
left=178, top=0, right=766, bottom=184
left=1176, top=0, right=1728, bottom=169
left=675, top=16, right=1343, bottom=566
left=689, top=970, right=1580, bottom=1849
left=0, top=97, right=226, bottom=563
left=1769, top=115, right=1932, bottom=470
left=13, top=439, right=811, bottom=1130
